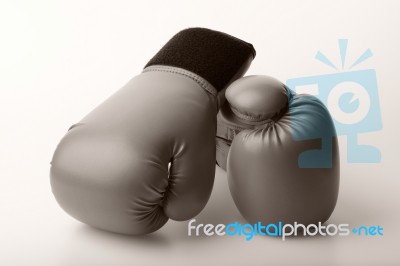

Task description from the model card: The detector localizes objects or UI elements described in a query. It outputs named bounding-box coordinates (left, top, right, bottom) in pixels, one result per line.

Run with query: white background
left=1, top=0, right=399, bottom=265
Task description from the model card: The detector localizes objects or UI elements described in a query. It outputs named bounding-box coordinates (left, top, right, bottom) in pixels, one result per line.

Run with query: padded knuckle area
left=226, top=75, right=288, bottom=122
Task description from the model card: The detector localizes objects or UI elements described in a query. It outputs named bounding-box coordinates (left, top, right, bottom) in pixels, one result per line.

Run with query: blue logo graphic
left=286, top=39, right=382, bottom=165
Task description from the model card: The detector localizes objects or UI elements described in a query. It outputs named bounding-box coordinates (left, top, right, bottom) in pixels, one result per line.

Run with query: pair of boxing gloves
left=50, top=28, right=339, bottom=235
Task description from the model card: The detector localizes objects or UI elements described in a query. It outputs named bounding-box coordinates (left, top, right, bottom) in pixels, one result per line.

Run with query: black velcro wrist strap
left=145, top=28, right=256, bottom=92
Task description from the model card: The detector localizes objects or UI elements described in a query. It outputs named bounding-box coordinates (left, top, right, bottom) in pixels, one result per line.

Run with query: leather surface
left=226, top=75, right=288, bottom=121
left=216, top=76, right=288, bottom=169
left=51, top=68, right=223, bottom=235
left=217, top=75, right=340, bottom=225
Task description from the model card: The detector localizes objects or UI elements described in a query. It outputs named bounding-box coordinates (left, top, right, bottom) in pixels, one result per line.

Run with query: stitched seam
left=143, top=65, right=217, bottom=97
left=230, top=106, right=280, bottom=125
left=217, top=121, right=249, bottom=132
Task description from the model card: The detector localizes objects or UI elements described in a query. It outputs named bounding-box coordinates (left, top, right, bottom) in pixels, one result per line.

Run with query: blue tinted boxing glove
left=216, top=75, right=339, bottom=226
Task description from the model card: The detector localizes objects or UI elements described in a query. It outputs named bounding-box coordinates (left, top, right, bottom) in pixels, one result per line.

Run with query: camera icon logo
left=286, top=39, right=382, bottom=166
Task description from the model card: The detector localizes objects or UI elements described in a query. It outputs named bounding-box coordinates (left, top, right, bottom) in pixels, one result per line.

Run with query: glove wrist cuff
left=143, top=65, right=218, bottom=97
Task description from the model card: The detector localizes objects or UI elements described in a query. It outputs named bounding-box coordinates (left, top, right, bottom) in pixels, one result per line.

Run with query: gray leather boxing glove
left=216, top=75, right=339, bottom=226
left=50, top=28, right=255, bottom=235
